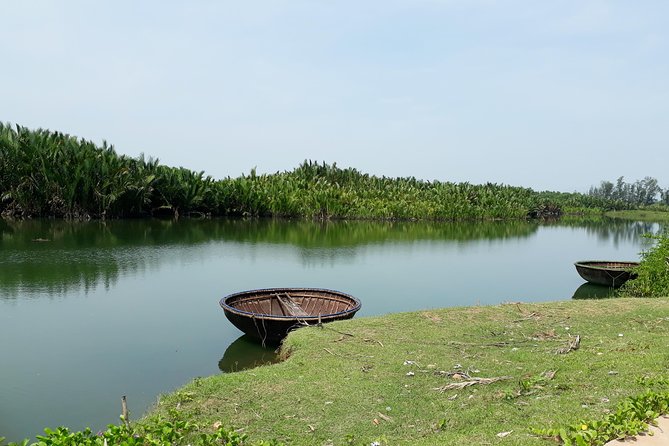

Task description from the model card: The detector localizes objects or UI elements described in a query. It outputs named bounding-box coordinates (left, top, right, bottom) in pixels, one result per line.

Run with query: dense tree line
left=1, top=123, right=626, bottom=220
left=588, top=176, right=669, bottom=206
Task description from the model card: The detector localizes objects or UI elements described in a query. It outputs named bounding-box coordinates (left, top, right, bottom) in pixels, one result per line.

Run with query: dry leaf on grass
left=542, top=370, right=557, bottom=380
left=532, top=329, right=557, bottom=340
left=363, top=338, right=384, bottom=347
left=422, top=312, right=442, bottom=322
left=377, top=412, right=393, bottom=422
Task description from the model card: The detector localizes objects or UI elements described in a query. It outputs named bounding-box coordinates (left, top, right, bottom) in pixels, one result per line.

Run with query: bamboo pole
left=121, top=396, right=130, bottom=428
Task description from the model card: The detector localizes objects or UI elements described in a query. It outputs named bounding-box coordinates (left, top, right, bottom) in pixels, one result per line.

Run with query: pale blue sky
left=2, top=1, right=667, bottom=192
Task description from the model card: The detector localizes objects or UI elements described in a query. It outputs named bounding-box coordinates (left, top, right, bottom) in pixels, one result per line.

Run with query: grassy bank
left=606, top=208, right=669, bottom=222
left=144, top=298, right=669, bottom=445
left=3, top=299, right=669, bottom=446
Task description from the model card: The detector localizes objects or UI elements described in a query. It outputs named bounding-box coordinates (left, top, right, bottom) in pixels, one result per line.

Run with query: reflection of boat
left=218, top=335, right=279, bottom=373
left=574, top=261, right=639, bottom=288
left=220, top=288, right=362, bottom=344
left=572, top=282, right=616, bottom=300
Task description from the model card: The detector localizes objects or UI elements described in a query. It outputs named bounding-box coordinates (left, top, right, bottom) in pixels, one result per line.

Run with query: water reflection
left=218, top=335, right=280, bottom=373
left=571, top=282, right=616, bottom=299
left=0, top=217, right=662, bottom=299
left=0, top=218, right=540, bottom=298
left=556, top=216, right=665, bottom=247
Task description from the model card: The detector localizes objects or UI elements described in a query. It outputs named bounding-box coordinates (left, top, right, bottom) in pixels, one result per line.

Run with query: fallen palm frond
left=434, top=376, right=512, bottom=392
left=556, top=334, right=581, bottom=354
left=542, top=370, right=557, bottom=380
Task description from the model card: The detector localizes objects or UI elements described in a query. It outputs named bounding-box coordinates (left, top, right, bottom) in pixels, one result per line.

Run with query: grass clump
left=144, top=298, right=669, bottom=445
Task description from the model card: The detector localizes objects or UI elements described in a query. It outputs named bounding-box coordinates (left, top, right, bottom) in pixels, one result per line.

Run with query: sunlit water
left=0, top=217, right=663, bottom=442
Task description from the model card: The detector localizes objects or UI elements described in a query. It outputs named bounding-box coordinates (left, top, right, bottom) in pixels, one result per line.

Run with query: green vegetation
left=1, top=123, right=623, bottom=220
left=619, top=233, right=669, bottom=297
left=0, top=413, right=279, bottom=446
left=0, top=123, right=210, bottom=219
left=589, top=176, right=669, bottom=207
left=605, top=208, right=669, bottom=222
left=138, top=298, right=669, bottom=445
left=533, top=388, right=669, bottom=445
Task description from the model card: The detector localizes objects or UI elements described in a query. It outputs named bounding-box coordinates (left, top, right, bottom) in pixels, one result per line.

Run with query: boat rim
left=574, top=260, right=639, bottom=270
left=219, top=287, right=362, bottom=320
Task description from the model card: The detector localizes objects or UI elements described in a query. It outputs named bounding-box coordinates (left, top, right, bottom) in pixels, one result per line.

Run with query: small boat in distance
left=220, top=288, right=361, bottom=345
left=574, top=261, right=639, bottom=288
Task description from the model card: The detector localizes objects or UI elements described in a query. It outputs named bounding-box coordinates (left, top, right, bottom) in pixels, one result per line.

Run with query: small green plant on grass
left=533, top=387, right=669, bottom=446
left=0, top=410, right=281, bottom=446
left=173, top=390, right=195, bottom=404
left=638, top=375, right=669, bottom=387
left=504, top=371, right=557, bottom=400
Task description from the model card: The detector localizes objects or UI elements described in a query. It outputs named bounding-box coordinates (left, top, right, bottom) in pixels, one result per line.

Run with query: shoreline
left=143, top=297, right=669, bottom=445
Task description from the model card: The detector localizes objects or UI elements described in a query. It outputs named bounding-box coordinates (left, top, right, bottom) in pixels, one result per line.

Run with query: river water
left=0, top=217, right=662, bottom=442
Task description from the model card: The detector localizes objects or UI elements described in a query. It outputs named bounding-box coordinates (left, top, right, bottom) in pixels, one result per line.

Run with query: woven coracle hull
left=574, top=261, right=639, bottom=288
left=220, top=288, right=361, bottom=344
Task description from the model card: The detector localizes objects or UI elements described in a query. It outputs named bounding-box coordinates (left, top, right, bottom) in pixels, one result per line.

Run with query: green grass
left=145, top=298, right=669, bottom=445
left=605, top=209, right=669, bottom=222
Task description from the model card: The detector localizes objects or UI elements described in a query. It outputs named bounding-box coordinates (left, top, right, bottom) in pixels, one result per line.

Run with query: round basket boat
left=574, top=260, right=639, bottom=288
left=220, top=288, right=362, bottom=344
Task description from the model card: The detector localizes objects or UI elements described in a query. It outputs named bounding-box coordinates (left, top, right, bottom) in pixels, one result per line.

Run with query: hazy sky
left=2, top=1, right=667, bottom=192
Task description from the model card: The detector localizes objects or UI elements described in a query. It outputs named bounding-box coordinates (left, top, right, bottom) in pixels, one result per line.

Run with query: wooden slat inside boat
left=574, top=260, right=639, bottom=288
left=220, top=288, right=362, bottom=344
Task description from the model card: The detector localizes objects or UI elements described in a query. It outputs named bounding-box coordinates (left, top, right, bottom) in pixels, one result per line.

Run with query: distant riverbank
left=2, top=123, right=623, bottom=221
left=606, top=209, right=669, bottom=222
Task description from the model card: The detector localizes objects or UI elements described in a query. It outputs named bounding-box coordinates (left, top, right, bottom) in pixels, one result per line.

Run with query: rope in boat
left=604, top=270, right=632, bottom=288
left=275, top=293, right=319, bottom=333
left=251, top=313, right=268, bottom=348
